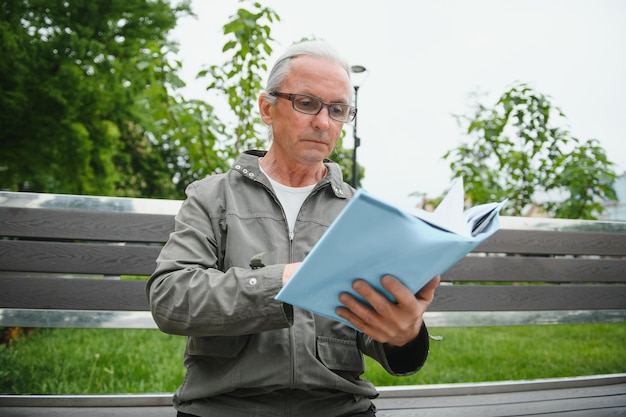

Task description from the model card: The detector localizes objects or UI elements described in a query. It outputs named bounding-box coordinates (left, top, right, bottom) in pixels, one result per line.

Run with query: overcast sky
left=170, top=0, right=625, bottom=211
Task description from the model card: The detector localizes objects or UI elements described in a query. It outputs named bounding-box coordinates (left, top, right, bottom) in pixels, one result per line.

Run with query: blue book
left=275, top=178, right=506, bottom=329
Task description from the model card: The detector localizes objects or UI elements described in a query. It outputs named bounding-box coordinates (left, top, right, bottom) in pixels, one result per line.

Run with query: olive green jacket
left=147, top=150, right=429, bottom=417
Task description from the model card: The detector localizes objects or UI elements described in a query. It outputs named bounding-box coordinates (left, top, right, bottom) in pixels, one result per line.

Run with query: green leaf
left=439, top=82, right=617, bottom=219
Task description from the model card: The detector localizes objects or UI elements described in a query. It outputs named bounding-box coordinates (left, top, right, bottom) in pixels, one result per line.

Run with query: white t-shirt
left=260, top=166, right=315, bottom=236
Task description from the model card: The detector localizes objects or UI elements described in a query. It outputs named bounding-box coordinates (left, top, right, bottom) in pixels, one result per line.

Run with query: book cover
left=275, top=178, right=506, bottom=329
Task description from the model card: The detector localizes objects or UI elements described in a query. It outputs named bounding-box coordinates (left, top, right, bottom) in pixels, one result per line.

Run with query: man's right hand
left=282, top=262, right=302, bottom=285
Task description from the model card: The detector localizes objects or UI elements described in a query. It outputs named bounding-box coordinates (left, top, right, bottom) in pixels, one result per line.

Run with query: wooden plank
left=0, top=240, right=161, bottom=276
left=3, top=240, right=623, bottom=283
left=4, top=208, right=626, bottom=255
left=445, top=256, right=626, bottom=283
left=0, top=393, right=173, bottom=407
left=0, top=380, right=624, bottom=416
left=478, top=229, right=626, bottom=256
left=375, top=385, right=626, bottom=416
left=376, top=374, right=626, bottom=396
left=0, top=277, right=149, bottom=311
left=2, top=276, right=625, bottom=312
left=0, top=207, right=173, bottom=242
left=376, top=400, right=626, bottom=417
left=0, top=407, right=175, bottom=417
left=430, top=285, right=626, bottom=311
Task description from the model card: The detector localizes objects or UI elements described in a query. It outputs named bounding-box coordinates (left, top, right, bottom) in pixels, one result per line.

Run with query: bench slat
left=0, top=206, right=173, bottom=242
left=0, top=240, right=161, bottom=276
left=0, top=375, right=624, bottom=415
left=479, top=229, right=626, bottom=256
left=3, top=238, right=622, bottom=283
left=0, top=277, right=148, bottom=311
left=374, top=381, right=626, bottom=416
left=431, top=285, right=626, bottom=311
left=2, top=276, right=624, bottom=313
left=446, top=256, right=626, bottom=283
left=4, top=207, right=626, bottom=256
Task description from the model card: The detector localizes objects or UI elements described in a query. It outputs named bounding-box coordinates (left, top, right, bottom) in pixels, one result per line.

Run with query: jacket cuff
left=382, top=321, right=430, bottom=375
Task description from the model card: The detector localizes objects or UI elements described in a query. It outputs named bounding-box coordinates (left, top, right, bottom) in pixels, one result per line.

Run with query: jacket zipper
left=256, top=179, right=298, bottom=389
left=256, top=176, right=331, bottom=391
left=285, top=183, right=326, bottom=390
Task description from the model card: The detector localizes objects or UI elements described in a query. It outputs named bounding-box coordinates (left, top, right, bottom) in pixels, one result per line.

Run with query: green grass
left=1, top=324, right=624, bottom=394
left=0, top=328, right=186, bottom=394
left=366, top=323, right=626, bottom=385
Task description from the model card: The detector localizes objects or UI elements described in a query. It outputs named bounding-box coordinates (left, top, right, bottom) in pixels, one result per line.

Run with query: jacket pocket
left=316, top=336, right=364, bottom=373
left=187, top=335, right=249, bottom=358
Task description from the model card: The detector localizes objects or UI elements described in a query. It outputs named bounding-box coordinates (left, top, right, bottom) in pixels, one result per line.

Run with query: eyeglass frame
left=269, top=92, right=357, bottom=123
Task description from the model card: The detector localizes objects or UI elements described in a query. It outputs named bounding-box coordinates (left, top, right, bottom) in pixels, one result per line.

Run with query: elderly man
left=147, top=40, right=439, bottom=417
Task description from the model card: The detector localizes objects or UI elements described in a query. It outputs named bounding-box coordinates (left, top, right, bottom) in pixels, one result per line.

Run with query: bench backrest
left=1, top=191, right=625, bottom=328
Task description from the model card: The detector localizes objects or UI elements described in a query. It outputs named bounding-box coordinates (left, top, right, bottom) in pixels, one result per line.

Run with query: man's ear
left=258, top=93, right=273, bottom=125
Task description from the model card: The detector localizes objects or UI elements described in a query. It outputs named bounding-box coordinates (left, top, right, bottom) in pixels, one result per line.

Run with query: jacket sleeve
left=146, top=183, right=293, bottom=337
left=358, top=322, right=430, bottom=376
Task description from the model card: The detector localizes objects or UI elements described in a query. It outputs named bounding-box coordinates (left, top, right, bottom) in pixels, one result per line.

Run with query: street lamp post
left=350, top=65, right=367, bottom=188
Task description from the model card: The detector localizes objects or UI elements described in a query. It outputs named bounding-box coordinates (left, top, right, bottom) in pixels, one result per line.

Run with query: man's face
left=260, top=55, right=352, bottom=164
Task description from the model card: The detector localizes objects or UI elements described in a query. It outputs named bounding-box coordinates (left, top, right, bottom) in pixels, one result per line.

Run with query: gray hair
left=265, top=40, right=352, bottom=94
left=262, top=41, right=352, bottom=140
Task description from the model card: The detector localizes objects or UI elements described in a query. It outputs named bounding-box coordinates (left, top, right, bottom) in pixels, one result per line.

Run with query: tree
left=329, top=135, right=363, bottom=187
left=1, top=1, right=361, bottom=197
left=119, top=0, right=281, bottom=198
left=0, top=0, right=192, bottom=196
left=444, top=82, right=616, bottom=219
left=199, top=4, right=278, bottom=156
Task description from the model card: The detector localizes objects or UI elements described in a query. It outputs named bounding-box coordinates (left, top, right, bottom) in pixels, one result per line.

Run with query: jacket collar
left=232, top=150, right=352, bottom=199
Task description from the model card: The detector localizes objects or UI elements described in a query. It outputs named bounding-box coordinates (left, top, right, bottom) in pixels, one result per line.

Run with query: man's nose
left=312, top=106, right=332, bottom=130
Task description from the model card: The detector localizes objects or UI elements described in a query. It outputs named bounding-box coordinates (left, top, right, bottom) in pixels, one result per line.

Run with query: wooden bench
left=1, top=190, right=625, bottom=416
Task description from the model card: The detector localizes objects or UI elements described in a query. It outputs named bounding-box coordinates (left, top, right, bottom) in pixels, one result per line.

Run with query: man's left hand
left=336, top=275, right=440, bottom=347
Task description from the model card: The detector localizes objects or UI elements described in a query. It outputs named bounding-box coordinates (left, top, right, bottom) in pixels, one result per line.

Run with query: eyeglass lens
left=292, top=95, right=352, bottom=121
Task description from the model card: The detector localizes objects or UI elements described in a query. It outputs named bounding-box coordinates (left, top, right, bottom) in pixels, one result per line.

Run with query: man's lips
left=304, top=138, right=329, bottom=145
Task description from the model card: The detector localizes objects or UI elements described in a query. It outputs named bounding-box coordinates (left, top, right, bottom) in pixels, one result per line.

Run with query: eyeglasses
left=270, top=92, right=357, bottom=123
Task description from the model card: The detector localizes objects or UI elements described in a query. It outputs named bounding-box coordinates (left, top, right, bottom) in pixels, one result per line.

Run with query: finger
left=351, top=279, right=397, bottom=315
left=380, top=275, right=417, bottom=306
left=336, top=296, right=377, bottom=332
left=350, top=279, right=381, bottom=299
left=417, top=275, right=440, bottom=301
left=338, top=291, right=378, bottom=323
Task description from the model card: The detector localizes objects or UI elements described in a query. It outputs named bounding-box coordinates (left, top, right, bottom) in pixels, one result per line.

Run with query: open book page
left=465, top=201, right=503, bottom=236
left=409, top=177, right=505, bottom=237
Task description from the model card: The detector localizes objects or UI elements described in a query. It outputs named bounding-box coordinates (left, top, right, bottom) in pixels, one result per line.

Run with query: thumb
left=417, top=275, right=440, bottom=302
